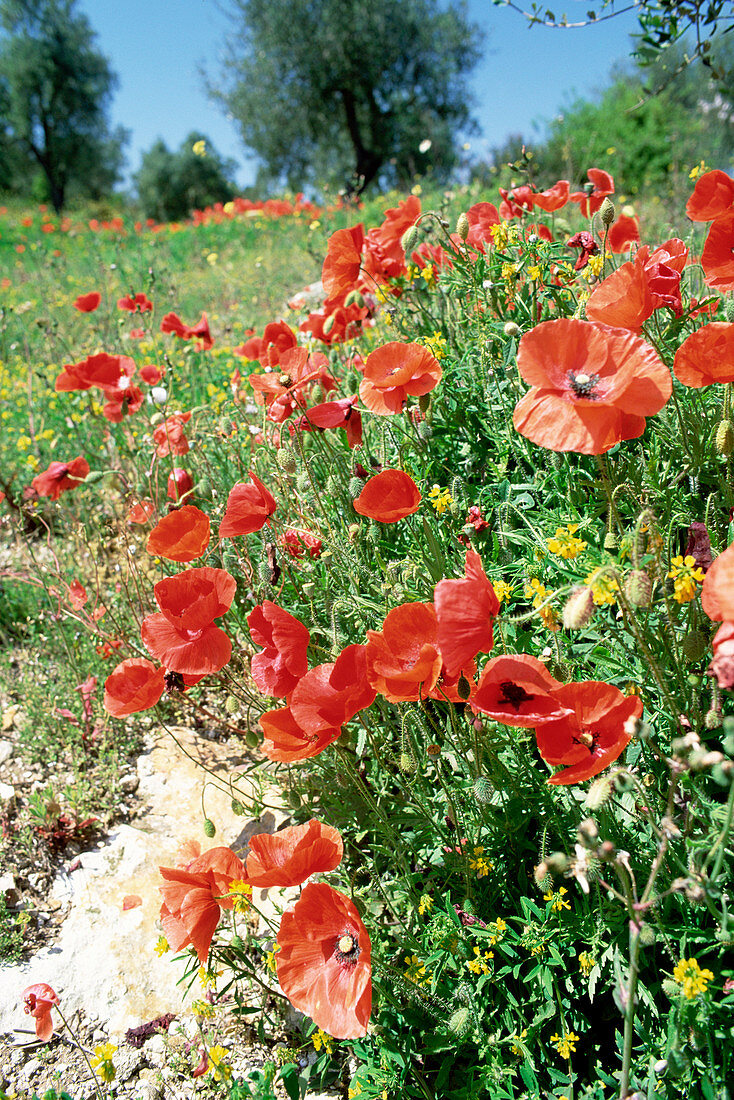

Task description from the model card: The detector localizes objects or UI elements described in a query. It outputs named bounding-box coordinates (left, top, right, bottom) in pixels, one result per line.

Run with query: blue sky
left=78, top=0, right=642, bottom=189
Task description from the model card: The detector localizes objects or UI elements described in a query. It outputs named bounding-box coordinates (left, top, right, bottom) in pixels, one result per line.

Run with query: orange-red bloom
left=23, top=983, right=60, bottom=1042
left=104, top=658, right=166, bottom=716
left=464, top=202, right=500, bottom=251
left=246, top=819, right=343, bottom=887
left=353, top=469, right=421, bottom=523
left=702, top=211, right=734, bottom=290
left=359, top=341, right=442, bottom=415
left=259, top=705, right=342, bottom=761
left=534, top=681, right=642, bottom=785
left=607, top=213, right=640, bottom=253
left=74, top=291, right=101, bottom=312
left=472, top=654, right=569, bottom=727
left=365, top=602, right=441, bottom=702
left=322, top=224, right=365, bottom=301
left=709, top=622, right=734, bottom=690
left=219, top=472, right=276, bottom=537
left=702, top=544, right=734, bottom=621
left=248, top=601, right=310, bottom=697
left=532, top=179, right=570, bottom=212
left=167, top=468, right=194, bottom=502
left=673, top=323, right=734, bottom=387
left=585, top=254, right=654, bottom=332
left=159, top=846, right=245, bottom=963
left=160, top=311, right=213, bottom=349
left=569, top=167, right=614, bottom=217
left=276, top=883, right=371, bottom=1039
left=127, top=499, right=156, bottom=524
left=141, top=567, right=235, bottom=675
left=434, top=549, right=499, bottom=677
left=686, top=169, right=734, bottom=221
left=146, top=505, right=211, bottom=562
left=152, top=412, right=191, bottom=457
left=302, top=397, right=363, bottom=448
left=56, top=351, right=136, bottom=393
left=512, top=318, right=671, bottom=454
left=290, top=644, right=376, bottom=731
left=31, top=456, right=90, bottom=500
left=118, top=292, right=153, bottom=312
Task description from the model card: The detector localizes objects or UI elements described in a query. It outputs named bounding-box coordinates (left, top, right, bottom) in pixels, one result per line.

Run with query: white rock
left=0, top=739, right=14, bottom=765
left=0, top=781, right=15, bottom=806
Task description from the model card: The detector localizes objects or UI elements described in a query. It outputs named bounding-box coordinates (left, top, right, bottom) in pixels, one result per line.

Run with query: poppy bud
left=296, top=472, right=310, bottom=493
left=533, top=862, right=552, bottom=890
left=245, top=729, right=260, bottom=749
left=715, top=419, right=734, bottom=456
left=322, top=315, right=336, bottom=336
left=680, top=630, right=708, bottom=661
left=347, top=523, right=360, bottom=542
left=472, top=776, right=493, bottom=803
left=457, top=674, right=472, bottom=700
left=662, top=978, right=682, bottom=999
left=562, top=586, right=595, bottom=630
left=398, top=751, right=416, bottom=774
left=545, top=852, right=569, bottom=874
left=597, top=840, right=616, bottom=861
left=417, top=421, right=433, bottom=440
left=456, top=213, right=470, bottom=241
left=726, top=298, right=734, bottom=323
left=448, top=1006, right=471, bottom=1036
left=418, top=393, right=431, bottom=415
left=348, top=477, right=364, bottom=498
left=203, top=818, right=216, bottom=838
left=276, top=447, right=298, bottom=473
left=225, top=695, right=239, bottom=714
left=401, top=225, right=420, bottom=254
left=639, top=924, right=656, bottom=946
left=704, top=709, right=722, bottom=732
left=197, top=477, right=213, bottom=501
left=603, top=531, right=619, bottom=551
left=624, top=570, right=652, bottom=608
left=577, top=818, right=599, bottom=847
left=344, top=289, right=365, bottom=308
left=303, top=581, right=316, bottom=597
left=503, top=321, right=521, bottom=338
left=599, top=197, right=615, bottom=227
left=231, top=799, right=244, bottom=815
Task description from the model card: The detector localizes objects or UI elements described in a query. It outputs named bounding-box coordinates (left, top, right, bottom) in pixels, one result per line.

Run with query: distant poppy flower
left=607, top=213, right=640, bottom=253
left=359, top=341, right=442, bottom=415
left=152, top=412, right=191, bottom=457
left=219, top=472, right=276, bottom=537
left=127, top=499, right=156, bottom=524
left=472, top=654, right=569, bottom=727
left=641, top=239, right=687, bottom=315
left=512, top=319, right=672, bottom=454
left=280, top=528, right=322, bottom=559
left=301, top=292, right=366, bottom=346
left=290, top=644, right=376, bottom=732
left=499, top=184, right=535, bottom=219
left=31, top=456, right=90, bottom=500
left=686, top=169, right=734, bottom=221
left=141, top=567, right=235, bottom=675
left=532, top=179, right=570, bottom=212
left=702, top=210, right=734, bottom=290
left=56, top=351, right=136, bottom=393
left=322, top=224, right=365, bottom=301
left=709, top=621, right=734, bottom=690
left=146, top=505, right=210, bottom=562
left=353, top=469, right=421, bottom=523
left=247, top=601, right=310, bottom=697
left=570, top=167, right=614, bottom=217
left=67, top=579, right=88, bottom=609
left=701, top=544, right=734, bottom=621
left=139, top=364, right=164, bottom=385
left=365, top=602, right=441, bottom=702
left=247, top=819, right=343, bottom=887
left=673, top=323, right=734, bottom=387
left=566, top=231, right=599, bottom=271
left=535, top=680, right=642, bottom=785
left=159, top=846, right=245, bottom=963
left=303, top=397, right=363, bottom=448
left=464, top=202, right=500, bottom=250
left=259, top=704, right=342, bottom=761
left=434, top=549, right=499, bottom=677
left=23, top=983, right=60, bottom=1042
left=585, top=254, right=654, bottom=332
left=277, top=882, right=372, bottom=1039
left=118, top=292, right=153, bottom=312
left=362, top=195, right=420, bottom=282
left=74, top=291, right=101, bottom=312
left=167, top=468, right=194, bottom=502
left=160, top=311, right=213, bottom=350
left=104, top=658, right=166, bottom=716
left=235, top=319, right=297, bottom=365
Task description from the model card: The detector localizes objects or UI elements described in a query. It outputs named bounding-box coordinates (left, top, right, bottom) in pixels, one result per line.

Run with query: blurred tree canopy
left=0, top=0, right=127, bottom=211
left=134, top=133, right=238, bottom=222
left=209, top=0, right=482, bottom=194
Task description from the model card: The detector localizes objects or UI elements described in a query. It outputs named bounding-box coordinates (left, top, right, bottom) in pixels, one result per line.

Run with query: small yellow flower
left=312, top=1027, right=334, bottom=1053
left=490, top=222, right=509, bottom=249
left=265, top=942, right=281, bottom=972
left=584, top=254, right=605, bottom=278
left=208, top=1044, right=233, bottom=1081
left=206, top=252, right=218, bottom=266
left=418, top=894, right=433, bottom=915
left=493, top=580, right=514, bottom=603
left=527, top=264, right=541, bottom=281
left=668, top=555, right=705, bottom=603
left=192, top=999, right=216, bottom=1019
left=468, top=845, right=493, bottom=878
left=420, top=330, right=447, bottom=359
left=543, top=886, right=571, bottom=912
left=154, top=935, right=169, bottom=956
left=229, top=879, right=253, bottom=913
left=348, top=1083, right=364, bottom=1099
left=550, top=1030, right=579, bottom=1058
left=672, top=957, right=714, bottom=999
left=501, top=262, right=518, bottom=281
left=466, top=945, right=494, bottom=974
left=90, top=1043, right=117, bottom=1083
left=404, top=954, right=432, bottom=985
left=428, top=484, right=453, bottom=515
left=198, top=964, right=220, bottom=989
left=585, top=569, right=619, bottom=606
left=689, top=160, right=708, bottom=180
left=578, top=951, right=596, bottom=976
left=420, top=263, right=436, bottom=287
left=547, top=523, right=587, bottom=560
left=510, top=1028, right=528, bottom=1056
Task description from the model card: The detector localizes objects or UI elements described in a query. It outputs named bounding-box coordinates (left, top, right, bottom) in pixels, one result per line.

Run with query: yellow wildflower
left=420, top=330, right=447, bottom=359
left=208, top=1044, right=233, bottom=1082
left=418, top=894, right=434, bottom=915
left=229, top=879, right=253, bottom=913
left=547, top=523, right=587, bottom=560
left=428, top=484, right=453, bottom=515
left=90, top=1043, right=117, bottom=1083
left=585, top=569, right=619, bottom=606
left=468, top=845, right=493, bottom=878
left=192, top=998, right=216, bottom=1019
left=510, top=1029, right=528, bottom=1056
left=490, top=222, right=508, bottom=249
left=668, top=555, right=705, bottom=603
left=493, top=579, right=514, bottom=603
left=198, top=965, right=220, bottom=989
left=404, top=954, right=432, bottom=986
left=466, top=945, right=494, bottom=974
left=584, top=254, right=605, bottom=278
left=543, top=886, right=571, bottom=912
left=154, top=935, right=169, bottom=956
left=527, top=265, right=541, bottom=281
left=578, top=951, right=596, bottom=976
left=265, top=943, right=281, bottom=972
left=312, top=1028, right=334, bottom=1053
left=550, top=1031, right=579, bottom=1058
left=348, top=1083, right=364, bottom=1098
left=673, top=957, right=714, bottom=999
left=501, top=262, right=518, bottom=281
left=192, top=139, right=207, bottom=157
left=689, top=160, right=708, bottom=180
left=420, top=263, right=436, bottom=287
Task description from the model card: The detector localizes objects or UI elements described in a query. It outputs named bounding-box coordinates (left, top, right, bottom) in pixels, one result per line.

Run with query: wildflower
left=160, top=311, right=213, bottom=350
left=192, top=139, right=207, bottom=156
left=154, top=935, right=169, bottom=956
left=219, top=472, right=276, bottom=537
left=207, top=1044, right=233, bottom=1082
left=472, top=654, right=570, bottom=727
left=493, top=580, right=513, bottom=603
left=118, top=292, right=153, bottom=312
left=31, top=456, right=90, bottom=501
left=584, top=254, right=605, bottom=278
left=265, top=943, right=281, bottom=972
left=359, top=341, right=442, bottom=416
left=141, top=567, right=235, bottom=676
left=418, top=894, right=433, bottom=915
left=246, top=820, right=343, bottom=888
left=404, top=955, right=431, bottom=985
left=578, top=951, right=596, bottom=976
left=501, top=262, right=518, bottom=281
left=192, top=999, right=216, bottom=1018
left=668, top=555, right=705, bottom=603
left=259, top=705, right=342, bottom=762
left=468, top=846, right=493, bottom=877
left=547, top=524, right=587, bottom=560
left=349, top=1081, right=364, bottom=1098
left=22, top=983, right=59, bottom=1042
left=103, top=658, right=166, bottom=717
left=490, top=222, right=509, bottom=249
left=428, top=484, right=453, bottom=514
left=289, top=644, right=376, bottom=735
left=198, top=964, right=219, bottom=988
left=302, top=397, right=363, bottom=448
left=566, top=231, right=598, bottom=271
left=90, top=1043, right=117, bottom=1083
left=312, top=1028, right=334, bottom=1054
left=167, top=468, right=194, bottom=503
left=463, top=202, right=500, bottom=251
left=586, top=569, right=619, bottom=606
left=322, top=224, right=365, bottom=300
left=674, top=323, right=734, bottom=387
left=550, top=1031, right=579, bottom=1058
left=159, top=846, right=245, bottom=963
left=673, top=957, right=714, bottom=999
left=146, top=505, right=210, bottom=563
left=543, top=886, right=571, bottom=912
left=689, top=160, right=708, bottom=181
left=152, top=411, right=191, bottom=457
left=570, top=166, right=614, bottom=218
left=74, top=291, right=101, bottom=312
left=510, top=1029, right=528, bottom=1056
left=687, top=168, right=734, bottom=221
left=420, top=331, right=447, bottom=359
left=353, top=469, right=422, bottom=523
left=228, top=880, right=253, bottom=913
left=466, top=946, right=494, bottom=974
left=702, top=211, right=734, bottom=290
left=466, top=505, right=489, bottom=531
left=527, top=264, right=541, bottom=281
left=434, top=547, right=499, bottom=677
left=365, top=602, right=442, bottom=702
left=277, top=883, right=372, bottom=1039
left=247, top=601, right=310, bottom=698
left=709, top=621, right=734, bottom=689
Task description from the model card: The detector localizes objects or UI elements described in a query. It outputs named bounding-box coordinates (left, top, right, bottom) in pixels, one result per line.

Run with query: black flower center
left=498, top=681, right=533, bottom=711
left=334, top=930, right=360, bottom=968
left=567, top=371, right=600, bottom=399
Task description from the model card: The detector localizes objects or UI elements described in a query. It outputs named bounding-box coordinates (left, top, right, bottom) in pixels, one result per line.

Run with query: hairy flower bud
left=225, top=695, right=239, bottom=714
left=344, top=289, right=365, bottom=308
left=584, top=773, right=615, bottom=811
left=603, top=531, right=619, bottom=551
left=639, top=924, right=656, bottom=946
left=599, top=196, right=615, bottom=227
left=503, top=321, right=521, bottom=338
left=715, top=419, right=734, bottom=456
left=456, top=212, right=470, bottom=241
left=276, top=446, right=298, bottom=473
left=681, top=630, right=708, bottom=662
left=577, top=818, right=599, bottom=848
left=726, top=298, right=734, bottom=323
left=231, top=799, right=244, bottom=815
left=625, top=569, right=652, bottom=608
left=562, top=586, right=595, bottom=630
left=472, top=776, right=493, bottom=804
left=401, top=225, right=420, bottom=254
left=448, top=1006, right=471, bottom=1036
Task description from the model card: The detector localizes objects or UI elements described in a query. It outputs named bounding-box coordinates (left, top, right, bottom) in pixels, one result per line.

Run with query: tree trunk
left=340, top=88, right=382, bottom=193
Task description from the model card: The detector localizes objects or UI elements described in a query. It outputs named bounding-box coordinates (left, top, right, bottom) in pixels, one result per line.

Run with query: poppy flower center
left=575, top=730, right=599, bottom=752
left=334, top=930, right=360, bottom=968
left=567, top=371, right=600, bottom=399
left=497, top=681, right=534, bottom=711
left=164, top=670, right=186, bottom=693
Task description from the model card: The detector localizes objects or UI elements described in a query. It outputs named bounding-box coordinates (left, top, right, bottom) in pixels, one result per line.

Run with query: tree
left=0, top=0, right=127, bottom=211
left=134, top=133, right=238, bottom=222
left=209, top=0, right=482, bottom=194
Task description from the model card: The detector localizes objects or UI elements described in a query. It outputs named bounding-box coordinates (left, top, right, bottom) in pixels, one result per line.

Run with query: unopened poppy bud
left=704, top=708, right=722, bottom=731
left=276, top=447, right=298, bottom=473
left=322, top=315, right=335, bottom=336
left=231, top=799, right=244, bottom=815
left=225, top=695, right=239, bottom=714
left=603, top=531, right=619, bottom=551
left=584, top=773, right=615, bottom=810
left=639, top=923, right=656, bottom=946
left=347, top=523, right=360, bottom=542
left=197, top=477, right=213, bottom=500
left=417, top=421, right=433, bottom=440
left=577, top=818, right=599, bottom=847
left=344, top=289, right=365, bottom=308
left=562, top=586, right=595, bottom=630
left=715, top=419, right=734, bottom=456
left=456, top=212, right=470, bottom=240
left=398, top=751, right=416, bottom=774
left=245, top=729, right=259, bottom=749
left=545, top=852, right=569, bottom=874
left=503, top=321, right=521, bottom=338
left=726, top=298, right=734, bottom=323
left=534, top=862, right=552, bottom=890
left=418, top=393, right=431, bottom=415
left=348, top=477, right=363, bottom=498
left=625, top=569, right=652, bottom=608
left=681, top=630, right=708, bottom=661
left=599, top=197, right=615, bottom=227
left=203, top=818, right=216, bottom=838
left=401, top=225, right=420, bottom=254
left=472, top=776, right=493, bottom=803
left=448, top=1006, right=471, bottom=1036
left=457, top=674, right=472, bottom=700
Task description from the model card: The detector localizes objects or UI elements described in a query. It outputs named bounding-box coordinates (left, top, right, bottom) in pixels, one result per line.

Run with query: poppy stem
left=54, top=1007, right=106, bottom=1100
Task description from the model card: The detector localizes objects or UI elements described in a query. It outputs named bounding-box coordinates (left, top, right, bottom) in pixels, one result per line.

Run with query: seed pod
left=398, top=751, right=416, bottom=775
left=203, top=818, right=216, bottom=838
left=348, top=476, right=364, bottom=498
left=417, top=421, right=433, bottom=440
left=456, top=212, right=470, bottom=241
left=639, top=924, right=656, bottom=946
left=604, top=530, right=619, bottom=551
left=245, top=729, right=260, bottom=749
left=681, top=630, right=708, bottom=661
left=457, top=674, right=472, bottom=701
left=503, top=321, right=521, bottom=338
left=225, top=695, right=239, bottom=714
left=599, top=196, right=615, bottom=227
left=231, top=799, right=245, bottom=815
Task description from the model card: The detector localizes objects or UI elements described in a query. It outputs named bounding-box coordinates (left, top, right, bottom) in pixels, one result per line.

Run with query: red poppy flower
left=247, top=820, right=343, bottom=887
left=362, top=195, right=420, bottom=282
left=67, top=579, right=88, bottom=609
left=512, top=319, right=671, bottom=454
left=146, top=505, right=211, bottom=562
left=429, top=660, right=477, bottom=703
left=702, top=211, right=734, bottom=290
left=533, top=180, right=570, bottom=212
left=104, top=658, right=166, bottom=716
left=248, top=601, right=310, bottom=697
left=260, top=704, right=342, bottom=761
left=534, top=681, right=642, bottom=785
left=56, top=351, right=136, bottom=393
left=365, top=602, right=441, bottom=702
left=709, top=621, right=734, bottom=689
left=701, top=544, right=734, bottom=621
left=499, top=184, right=535, bottom=219
left=686, top=169, right=734, bottom=221
left=219, top=472, right=276, bottom=537
left=153, top=412, right=191, bottom=457
left=322, top=224, right=365, bottom=301
left=128, top=498, right=156, bottom=524
left=472, top=654, right=569, bottom=727
left=141, top=567, right=235, bottom=675
left=139, top=364, right=164, bottom=385
left=567, top=231, right=599, bottom=271
left=640, top=239, right=687, bottom=315
left=300, top=293, right=366, bottom=346
left=276, top=883, right=371, bottom=1039
left=464, top=202, right=500, bottom=251
left=570, top=167, right=614, bottom=217
left=280, top=528, right=323, bottom=559
left=160, top=311, right=213, bottom=350
left=159, top=846, right=245, bottom=963
left=290, top=644, right=376, bottom=731
left=585, top=255, right=654, bottom=332
left=167, top=469, right=194, bottom=502
left=673, top=323, right=734, bottom=387
left=31, top=456, right=90, bottom=500
left=434, top=549, right=499, bottom=677
left=74, top=291, right=101, bottom=312
left=235, top=320, right=298, bottom=365
left=118, top=292, right=153, bottom=312
left=23, top=983, right=60, bottom=1042
left=303, top=397, right=363, bottom=448
left=353, top=469, right=421, bottom=523
left=607, top=214, right=640, bottom=253
left=359, top=341, right=442, bottom=415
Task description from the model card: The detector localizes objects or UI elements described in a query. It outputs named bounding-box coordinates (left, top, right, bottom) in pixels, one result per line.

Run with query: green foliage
left=0, top=893, right=29, bottom=961
left=0, top=0, right=127, bottom=212
left=134, top=132, right=238, bottom=222
left=210, top=0, right=481, bottom=193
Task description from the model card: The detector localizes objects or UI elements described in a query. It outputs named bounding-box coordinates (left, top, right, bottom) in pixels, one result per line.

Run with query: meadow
left=2, top=168, right=734, bottom=1100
